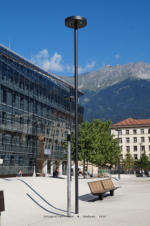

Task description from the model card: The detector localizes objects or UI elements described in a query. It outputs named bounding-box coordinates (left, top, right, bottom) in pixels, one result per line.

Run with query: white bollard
left=42, top=160, right=48, bottom=177
left=33, top=166, right=36, bottom=177
left=59, top=161, right=62, bottom=176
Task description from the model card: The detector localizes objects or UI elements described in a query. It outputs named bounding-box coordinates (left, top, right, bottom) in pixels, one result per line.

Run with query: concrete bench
left=88, top=179, right=120, bottom=200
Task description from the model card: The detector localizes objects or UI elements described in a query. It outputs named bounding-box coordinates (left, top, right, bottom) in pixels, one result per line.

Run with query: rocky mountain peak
left=57, top=61, right=150, bottom=92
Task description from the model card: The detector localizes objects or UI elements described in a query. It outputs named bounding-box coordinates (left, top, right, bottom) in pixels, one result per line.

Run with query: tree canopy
left=123, top=151, right=135, bottom=173
left=64, top=119, right=121, bottom=169
left=136, top=151, right=150, bottom=170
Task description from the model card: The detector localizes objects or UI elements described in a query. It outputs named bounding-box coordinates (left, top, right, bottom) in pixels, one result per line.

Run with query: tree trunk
left=84, top=153, right=85, bottom=179
left=87, top=160, right=88, bottom=177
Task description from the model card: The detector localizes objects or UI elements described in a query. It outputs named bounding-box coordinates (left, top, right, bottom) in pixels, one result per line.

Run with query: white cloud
left=115, top=53, right=120, bottom=59
left=66, top=65, right=72, bottom=72
left=32, top=49, right=64, bottom=72
left=67, top=60, right=96, bottom=74
left=32, top=49, right=96, bottom=74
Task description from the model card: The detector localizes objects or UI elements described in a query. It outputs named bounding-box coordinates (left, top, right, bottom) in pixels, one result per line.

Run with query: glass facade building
left=0, top=44, right=84, bottom=176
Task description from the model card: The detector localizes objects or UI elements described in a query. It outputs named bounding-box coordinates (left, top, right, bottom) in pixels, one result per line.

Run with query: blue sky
left=1, top=0, right=150, bottom=77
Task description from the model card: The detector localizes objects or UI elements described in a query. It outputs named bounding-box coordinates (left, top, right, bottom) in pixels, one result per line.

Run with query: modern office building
left=111, top=118, right=150, bottom=161
left=0, top=44, right=84, bottom=177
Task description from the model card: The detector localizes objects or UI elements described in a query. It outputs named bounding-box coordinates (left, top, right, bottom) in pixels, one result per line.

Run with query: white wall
left=111, top=127, right=150, bottom=160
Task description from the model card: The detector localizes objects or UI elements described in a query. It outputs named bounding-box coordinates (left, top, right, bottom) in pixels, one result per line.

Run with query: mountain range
left=57, top=62, right=150, bottom=123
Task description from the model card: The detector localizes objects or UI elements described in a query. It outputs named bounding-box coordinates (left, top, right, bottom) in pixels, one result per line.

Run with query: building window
left=141, top=129, right=144, bottom=134
left=118, top=130, right=122, bottom=135
left=119, top=138, right=122, bottom=143
left=148, top=129, right=150, bottom=134
left=149, top=155, right=150, bottom=160
left=133, top=137, right=137, bottom=143
left=141, top=137, right=145, bottom=142
left=126, top=146, right=130, bottom=151
left=134, top=146, right=137, bottom=151
left=149, top=137, right=150, bottom=142
left=134, top=154, right=137, bottom=160
left=2, top=89, right=7, bottom=103
left=2, top=112, right=6, bottom=124
left=149, top=146, right=150, bottom=151
left=126, top=130, right=129, bottom=134
left=126, top=137, right=130, bottom=143
left=133, top=129, right=137, bottom=134
left=141, top=146, right=145, bottom=151
left=56, top=130, right=59, bottom=136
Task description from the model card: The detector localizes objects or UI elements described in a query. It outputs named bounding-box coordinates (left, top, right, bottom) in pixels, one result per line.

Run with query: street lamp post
left=65, top=16, right=87, bottom=214
left=34, top=121, right=42, bottom=175
left=116, top=129, right=120, bottom=180
left=139, top=143, right=142, bottom=177
left=65, top=96, right=75, bottom=181
left=51, top=133, right=55, bottom=176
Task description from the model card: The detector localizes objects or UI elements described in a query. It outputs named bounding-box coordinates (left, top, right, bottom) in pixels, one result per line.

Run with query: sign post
left=0, top=191, right=5, bottom=226
left=67, top=131, right=71, bottom=217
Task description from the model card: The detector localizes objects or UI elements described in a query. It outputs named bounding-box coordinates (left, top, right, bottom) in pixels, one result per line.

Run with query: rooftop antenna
left=9, top=38, right=10, bottom=49
left=31, top=51, right=32, bottom=62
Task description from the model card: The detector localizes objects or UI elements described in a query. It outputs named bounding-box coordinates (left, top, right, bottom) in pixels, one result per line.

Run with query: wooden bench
left=103, top=173, right=109, bottom=177
left=88, top=179, right=120, bottom=200
left=94, top=173, right=103, bottom=178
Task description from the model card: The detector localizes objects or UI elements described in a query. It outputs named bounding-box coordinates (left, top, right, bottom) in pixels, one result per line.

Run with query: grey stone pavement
left=0, top=174, right=150, bottom=226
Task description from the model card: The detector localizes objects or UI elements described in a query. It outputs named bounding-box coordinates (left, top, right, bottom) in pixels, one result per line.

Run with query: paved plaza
left=0, top=175, right=150, bottom=226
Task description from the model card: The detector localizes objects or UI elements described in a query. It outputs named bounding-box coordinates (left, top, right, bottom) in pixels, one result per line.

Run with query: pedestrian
left=16, top=170, right=22, bottom=177
left=142, top=169, right=144, bottom=177
left=88, top=170, right=90, bottom=176
left=145, top=171, right=148, bottom=177
left=102, top=169, right=105, bottom=176
left=53, top=167, right=59, bottom=178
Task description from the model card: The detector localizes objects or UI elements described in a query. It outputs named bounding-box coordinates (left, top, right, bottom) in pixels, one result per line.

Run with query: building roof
left=0, top=43, right=84, bottom=96
left=111, top=118, right=150, bottom=128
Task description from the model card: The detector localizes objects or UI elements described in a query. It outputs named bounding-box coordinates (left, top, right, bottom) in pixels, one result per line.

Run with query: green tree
left=90, top=119, right=121, bottom=169
left=136, top=151, right=149, bottom=170
left=123, top=151, right=135, bottom=173
left=64, top=120, right=97, bottom=177
left=64, top=119, right=121, bottom=172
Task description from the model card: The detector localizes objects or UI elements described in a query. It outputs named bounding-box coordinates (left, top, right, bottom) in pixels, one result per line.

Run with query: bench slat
left=88, top=179, right=120, bottom=200
left=88, top=181, right=104, bottom=194
left=102, top=179, right=114, bottom=190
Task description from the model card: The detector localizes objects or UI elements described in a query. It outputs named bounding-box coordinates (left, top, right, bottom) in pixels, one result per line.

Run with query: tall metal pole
left=74, top=23, right=78, bottom=214
left=36, top=124, right=38, bottom=175
left=118, top=130, right=120, bottom=180
left=116, top=129, right=120, bottom=180
left=51, top=134, right=55, bottom=176
left=70, top=99, right=72, bottom=181
left=65, top=15, right=87, bottom=215
left=33, top=122, right=38, bottom=176
left=140, top=143, right=142, bottom=177
left=67, top=131, right=71, bottom=217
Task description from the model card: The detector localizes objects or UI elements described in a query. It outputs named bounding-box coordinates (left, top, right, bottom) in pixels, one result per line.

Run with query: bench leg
left=110, top=190, right=114, bottom=196
left=99, top=194, right=103, bottom=200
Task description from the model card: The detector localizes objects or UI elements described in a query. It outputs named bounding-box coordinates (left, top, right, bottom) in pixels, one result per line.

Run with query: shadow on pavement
left=27, top=193, right=67, bottom=217
left=79, top=193, right=110, bottom=202
left=49, top=176, right=65, bottom=179
left=19, top=179, right=74, bottom=214
left=113, top=178, right=119, bottom=181
left=0, top=178, right=12, bottom=181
